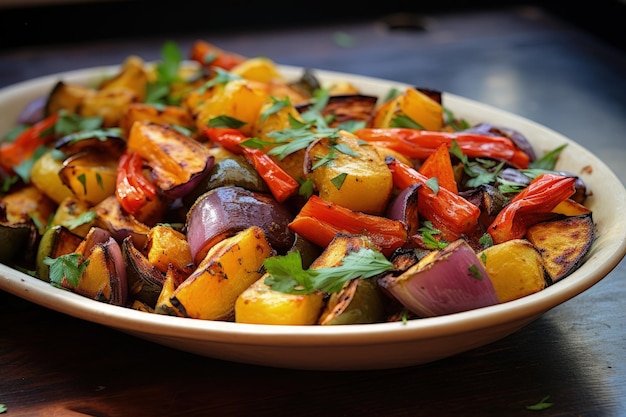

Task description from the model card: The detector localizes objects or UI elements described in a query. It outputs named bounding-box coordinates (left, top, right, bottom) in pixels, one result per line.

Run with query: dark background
left=1, top=0, right=624, bottom=52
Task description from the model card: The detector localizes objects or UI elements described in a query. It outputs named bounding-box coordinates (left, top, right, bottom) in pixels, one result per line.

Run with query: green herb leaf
left=530, top=144, right=567, bottom=170
left=331, top=173, right=348, bottom=190
left=208, top=115, right=246, bottom=128
left=334, top=142, right=359, bottom=157
left=196, top=68, right=242, bottom=95
left=77, top=173, right=87, bottom=195
left=66, top=211, right=96, bottom=230
left=333, top=31, right=355, bottom=48
left=298, top=177, right=315, bottom=199
left=479, top=233, right=493, bottom=248
left=261, top=96, right=291, bottom=122
left=526, top=395, right=554, bottom=411
left=44, top=253, right=89, bottom=287
left=425, top=177, right=439, bottom=194
left=468, top=264, right=483, bottom=280
left=418, top=221, right=448, bottom=250
left=264, top=248, right=393, bottom=295
left=390, top=114, right=425, bottom=129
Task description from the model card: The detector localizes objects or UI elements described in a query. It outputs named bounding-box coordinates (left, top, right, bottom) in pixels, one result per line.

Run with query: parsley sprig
left=264, top=248, right=393, bottom=295
left=44, top=253, right=89, bottom=287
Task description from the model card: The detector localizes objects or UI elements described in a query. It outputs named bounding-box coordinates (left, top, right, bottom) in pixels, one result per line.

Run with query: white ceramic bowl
left=1, top=65, right=625, bottom=371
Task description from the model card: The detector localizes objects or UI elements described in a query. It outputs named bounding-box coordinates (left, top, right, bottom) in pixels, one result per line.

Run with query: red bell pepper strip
left=289, top=194, right=407, bottom=257
left=0, top=113, right=59, bottom=171
left=189, top=40, right=246, bottom=71
left=487, top=173, right=576, bottom=244
left=354, top=128, right=531, bottom=169
left=418, top=142, right=458, bottom=194
left=115, top=151, right=158, bottom=215
left=204, top=127, right=299, bottom=203
left=387, top=157, right=481, bottom=242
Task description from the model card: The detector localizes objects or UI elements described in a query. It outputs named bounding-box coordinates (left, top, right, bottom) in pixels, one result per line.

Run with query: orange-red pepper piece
left=487, top=173, right=576, bottom=244
left=418, top=142, right=458, bottom=194
left=354, top=128, right=530, bottom=169
left=189, top=40, right=246, bottom=71
left=0, top=113, right=59, bottom=171
left=203, top=127, right=299, bottom=203
left=115, top=151, right=158, bottom=215
left=289, top=195, right=407, bottom=257
left=387, top=157, right=481, bottom=242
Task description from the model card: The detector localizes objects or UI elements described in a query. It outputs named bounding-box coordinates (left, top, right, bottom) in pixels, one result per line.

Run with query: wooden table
left=1, top=5, right=625, bottom=416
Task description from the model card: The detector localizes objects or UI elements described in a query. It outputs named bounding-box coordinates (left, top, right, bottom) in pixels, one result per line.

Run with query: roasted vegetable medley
left=0, top=40, right=595, bottom=324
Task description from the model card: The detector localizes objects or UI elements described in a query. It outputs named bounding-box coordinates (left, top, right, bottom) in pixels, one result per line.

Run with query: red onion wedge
left=378, top=239, right=499, bottom=317
left=186, top=186, right=295, bottom=264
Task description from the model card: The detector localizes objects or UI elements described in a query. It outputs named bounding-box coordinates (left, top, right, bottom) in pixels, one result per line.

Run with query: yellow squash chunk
left=145, top=225, right=194, bottom=277
left=120, top=102, right=195, bottom=135
left=551, top=198, right=591, bottom=216
left=235, top=274, right=326, bottom=325
left=308, top=132, right=393, bottom=215
left=30, top=150, right=77, bottom=204
left=98, top=55, right=148, bottom=102
left=50, top=196, right=94, bottom=237
left=58, top=151, right=118, bottom=206
left=170, top=226, right=274, bottom=320
left=154, top=268, right=182, bottom=316
left=194, top=79, right=269, bottom=136
left=80, top=88, right=139, bottom=127
left=0, top=184, right=56, bottom=233
left=235, top=233, right=373, bottom=325
left=479, top=239, right=547, bottom=303
left=371, top=87, right=443, bottom=131
left=526, top=214, right=595, bottom=282
left=230, top=57, right=285, bottom=83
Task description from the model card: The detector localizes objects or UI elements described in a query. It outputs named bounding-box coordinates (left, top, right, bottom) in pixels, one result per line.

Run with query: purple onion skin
left=17, top=96, right=46, bottom=125
left=379, top=240, right=499, bottom=317
left=160, top=155, right=215, bottom=200
left=104, top=236, right=128, bottom=306
left=186, top=186, right=295, bottom=263
left=386, top=183, right=420, bottom=236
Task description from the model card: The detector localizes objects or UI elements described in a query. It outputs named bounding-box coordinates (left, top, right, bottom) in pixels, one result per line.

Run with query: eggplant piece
left=288, top=233, right=323, bottom=270
left=94, top=195, right=151, bottom=248
left=182, top=154, right=269, bottom=208
left=296, top=94, right=378, bottom=128
left=0, top=220, right=32, bottom=263
left=526, top=213, right=595, bottom=283
left=288, top=68, right=321, bottom=98
left=122, top=236, right=166, bottom=308
left=54, top=128, right=126, bottom=158
left=318, top=278, right=388, bottom=325
left=35, top=225, right=83, bottom=282
left=459, top=184, right=509, bottom=230
left=186, top=186, right=295, bottom=264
